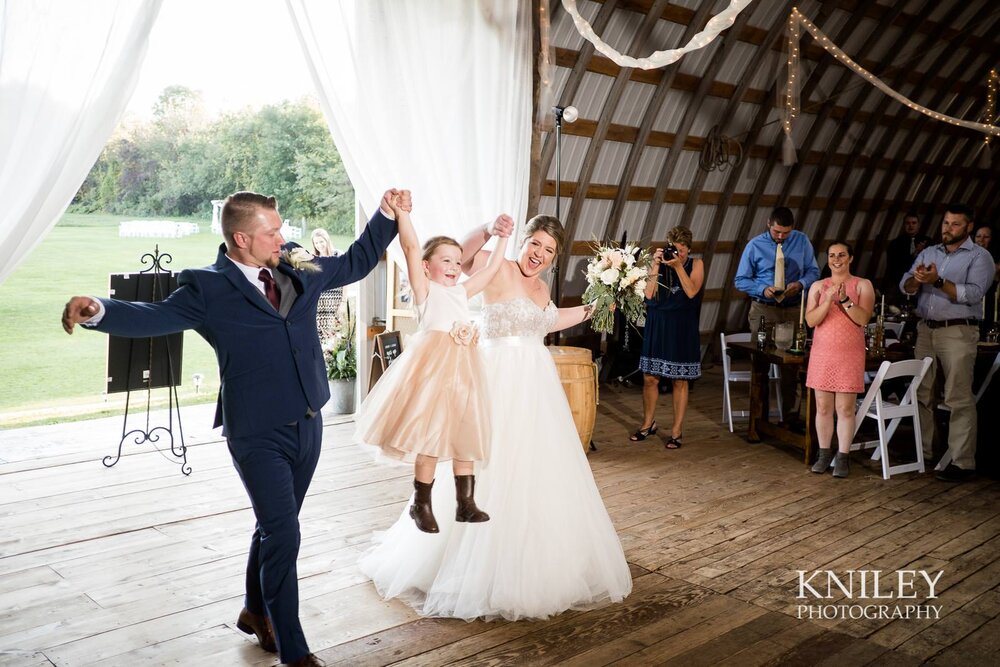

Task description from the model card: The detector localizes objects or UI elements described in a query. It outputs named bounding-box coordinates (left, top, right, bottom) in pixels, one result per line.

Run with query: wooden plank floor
left=1, top=368, right=999, bottom=666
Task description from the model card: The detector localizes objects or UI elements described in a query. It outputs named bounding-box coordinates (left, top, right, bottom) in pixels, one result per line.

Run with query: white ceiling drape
left=285, top=0, right=534, bottom=263
left=0, top=0, right=163, bottom=285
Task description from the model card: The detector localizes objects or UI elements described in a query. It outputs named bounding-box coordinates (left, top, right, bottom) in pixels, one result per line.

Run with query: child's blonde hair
left=422, top=236, right=462, bottom=261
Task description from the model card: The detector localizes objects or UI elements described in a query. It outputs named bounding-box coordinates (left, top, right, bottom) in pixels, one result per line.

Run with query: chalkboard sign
left=377, top=331, right=402, bottom=367
left=106, top=272, right=183, bottom=393
left=368, top=331, right=403, bottom=391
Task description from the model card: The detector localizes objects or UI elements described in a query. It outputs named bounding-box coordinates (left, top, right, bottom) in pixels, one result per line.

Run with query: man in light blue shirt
left=734, top=207, right=820, bottom=416
left=901, top=203, right=994, bottom=482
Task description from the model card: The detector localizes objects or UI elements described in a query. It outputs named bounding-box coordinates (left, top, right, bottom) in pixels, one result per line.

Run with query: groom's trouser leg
left=229, top=416, right=322, bottom=664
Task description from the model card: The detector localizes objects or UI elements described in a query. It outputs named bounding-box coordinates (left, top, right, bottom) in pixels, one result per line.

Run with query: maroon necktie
left=258, top=268, right=281, bottom=310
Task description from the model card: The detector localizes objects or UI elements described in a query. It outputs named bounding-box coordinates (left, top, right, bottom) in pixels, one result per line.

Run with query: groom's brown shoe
left=236, top=607, right=277, bottom=653
left=286, top=653, right=325, bottom=666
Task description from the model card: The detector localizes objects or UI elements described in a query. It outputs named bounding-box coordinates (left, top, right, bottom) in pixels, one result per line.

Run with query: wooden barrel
left=548, top=345, right=598, bottom=453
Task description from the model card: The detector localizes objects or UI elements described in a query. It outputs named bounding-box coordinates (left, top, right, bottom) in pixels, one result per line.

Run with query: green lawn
left=0, top=213, right=353, bottom=426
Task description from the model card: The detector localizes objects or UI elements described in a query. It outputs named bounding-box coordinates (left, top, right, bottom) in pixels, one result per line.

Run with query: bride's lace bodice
left=481, top=297, right=558, bottom=339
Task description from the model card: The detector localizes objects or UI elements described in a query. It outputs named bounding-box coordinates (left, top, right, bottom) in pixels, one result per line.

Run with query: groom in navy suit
left=62, top=189, right=405, bottom=666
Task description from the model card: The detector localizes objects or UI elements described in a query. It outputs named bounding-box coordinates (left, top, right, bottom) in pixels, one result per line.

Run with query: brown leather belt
left=923, top=318, right=979, bottom=329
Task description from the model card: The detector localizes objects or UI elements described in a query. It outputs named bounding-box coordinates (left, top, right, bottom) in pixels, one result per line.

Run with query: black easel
left=104, top=246, right=190, bottom=475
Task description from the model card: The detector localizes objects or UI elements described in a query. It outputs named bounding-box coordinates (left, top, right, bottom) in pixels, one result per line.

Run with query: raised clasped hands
left=487, top=214, right=514, bottom=238
left=380, top=188, right=412, bottom=218
left=912, top=262, right=939, bottom=284
left=62, top=296, right=99, bottom=334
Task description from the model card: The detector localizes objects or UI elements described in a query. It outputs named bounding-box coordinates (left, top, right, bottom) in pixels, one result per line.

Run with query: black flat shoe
left=630, top=422, right=657, bottom=441
left=665, top=434, right=683, bottom=449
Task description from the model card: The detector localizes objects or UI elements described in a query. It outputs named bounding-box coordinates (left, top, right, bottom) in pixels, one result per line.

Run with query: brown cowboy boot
left=454, top=475, right=490, bottom=523
left=410, top=479, right=439, bottom=533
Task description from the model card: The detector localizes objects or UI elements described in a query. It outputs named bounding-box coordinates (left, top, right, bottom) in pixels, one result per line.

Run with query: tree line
left=72, top=86, right=355, bottom=234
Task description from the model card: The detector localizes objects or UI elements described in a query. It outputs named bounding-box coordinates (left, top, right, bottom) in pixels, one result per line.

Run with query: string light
left=986, top=69, right=998, bottom=147
left=782, top=8, right=1000, bottom=165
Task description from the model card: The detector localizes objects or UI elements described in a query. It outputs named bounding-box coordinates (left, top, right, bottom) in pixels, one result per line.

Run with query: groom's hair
left=221, top=191, right=278, bottom=246
left=524, top=215, right=565, bottom=254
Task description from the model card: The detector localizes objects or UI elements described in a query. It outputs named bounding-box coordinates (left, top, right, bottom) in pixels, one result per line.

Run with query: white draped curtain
left=285, top=0, right=534, bottom=263
left=0, top=0, right=163, bottom=285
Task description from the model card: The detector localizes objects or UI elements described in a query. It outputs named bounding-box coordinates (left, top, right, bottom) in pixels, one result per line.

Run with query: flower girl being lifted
left=354, top=192, right=510, bottom=533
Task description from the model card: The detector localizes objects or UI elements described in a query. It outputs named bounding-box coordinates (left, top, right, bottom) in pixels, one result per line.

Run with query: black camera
left=662, top=243, right=679, bottom=260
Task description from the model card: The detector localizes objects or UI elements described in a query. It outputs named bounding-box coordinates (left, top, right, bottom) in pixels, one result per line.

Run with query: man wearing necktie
left=62, top=189, right=404, bottom=667
left=735, top=207, right=820, bottom=418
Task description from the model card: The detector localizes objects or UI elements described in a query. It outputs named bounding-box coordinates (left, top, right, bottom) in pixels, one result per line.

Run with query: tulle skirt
left=357, top=335, right=632, bottom=621
left=354, top=331, right=490, bottom=463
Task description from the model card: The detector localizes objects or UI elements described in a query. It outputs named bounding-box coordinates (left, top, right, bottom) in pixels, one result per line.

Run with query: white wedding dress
left=358, top=297, right=632, bottom=621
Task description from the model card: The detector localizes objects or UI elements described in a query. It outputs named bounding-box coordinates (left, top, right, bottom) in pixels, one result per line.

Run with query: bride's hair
left=523, top=215, right=565, bottom=254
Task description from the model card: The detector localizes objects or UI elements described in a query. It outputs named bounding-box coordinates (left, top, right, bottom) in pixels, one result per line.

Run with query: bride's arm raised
left=460, top=214, right=514, bottom=275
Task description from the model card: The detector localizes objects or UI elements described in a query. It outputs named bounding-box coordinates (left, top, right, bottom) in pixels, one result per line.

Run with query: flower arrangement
left=322, top=301, right=357, bottom=380
left=581, top=242, right=652, bottom=334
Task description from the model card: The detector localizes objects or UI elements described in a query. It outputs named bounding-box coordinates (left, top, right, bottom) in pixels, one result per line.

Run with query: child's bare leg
left=415, top=454, right=437, bottom=483
left=452, top=459, right=474, bottom=476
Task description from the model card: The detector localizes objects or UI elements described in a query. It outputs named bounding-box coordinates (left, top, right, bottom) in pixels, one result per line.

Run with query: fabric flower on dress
left=450, top=321, right=479, bottom=346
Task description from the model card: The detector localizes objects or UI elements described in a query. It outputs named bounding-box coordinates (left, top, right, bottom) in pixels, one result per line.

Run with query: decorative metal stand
left=105, top=246, right=191, bottom=475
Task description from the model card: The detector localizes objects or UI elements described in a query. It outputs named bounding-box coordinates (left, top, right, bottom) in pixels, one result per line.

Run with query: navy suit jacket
left=92, top=210, right=397, bottom=438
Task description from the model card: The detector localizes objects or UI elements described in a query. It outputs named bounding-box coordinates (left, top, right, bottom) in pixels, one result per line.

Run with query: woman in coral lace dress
left=805, top=241, right=874, bottom=478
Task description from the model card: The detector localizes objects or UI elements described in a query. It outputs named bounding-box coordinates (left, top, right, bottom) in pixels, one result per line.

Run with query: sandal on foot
left=630, top=422, right=657, bottom=441
left=665, top=435, right=683, bottom=449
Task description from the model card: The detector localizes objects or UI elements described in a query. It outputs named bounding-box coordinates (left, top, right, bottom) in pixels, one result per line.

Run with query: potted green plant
left=323, top=301, right=357, bottom=414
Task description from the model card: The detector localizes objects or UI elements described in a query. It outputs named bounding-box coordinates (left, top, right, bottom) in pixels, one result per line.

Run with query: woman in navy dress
left=631, top=226, right=704, bottom=448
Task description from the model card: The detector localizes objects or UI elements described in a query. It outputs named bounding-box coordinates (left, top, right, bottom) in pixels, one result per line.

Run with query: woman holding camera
left=631, top=226, right=704, bottom=448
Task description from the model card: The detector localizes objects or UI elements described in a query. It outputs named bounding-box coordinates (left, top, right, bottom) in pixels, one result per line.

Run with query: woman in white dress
left=358, top=215, right=632, bottom=621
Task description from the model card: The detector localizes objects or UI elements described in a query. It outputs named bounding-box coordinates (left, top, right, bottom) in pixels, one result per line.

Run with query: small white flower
left=600, top=268, right=620, bottom=285
left=608, top=250, right=624, bottom=266
left=634, top=281, right=646, bottom=295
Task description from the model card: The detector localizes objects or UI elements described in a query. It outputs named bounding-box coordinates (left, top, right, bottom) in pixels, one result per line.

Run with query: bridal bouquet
left=582, top=242, right=652, bottom=334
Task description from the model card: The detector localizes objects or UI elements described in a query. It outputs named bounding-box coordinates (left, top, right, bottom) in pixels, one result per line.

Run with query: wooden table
left=729, top=341, right=813, bottom=464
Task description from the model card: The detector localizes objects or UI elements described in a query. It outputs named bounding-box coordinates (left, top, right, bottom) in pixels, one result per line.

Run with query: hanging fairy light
left=782, top=8, right=1000, bottom=165
left=985, top=69, right=998, bottom=147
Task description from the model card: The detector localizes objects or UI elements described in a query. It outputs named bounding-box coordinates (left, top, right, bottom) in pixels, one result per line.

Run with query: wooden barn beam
left=859, top=6, right=997, bottom=280
left=633, top=3, right=752, bottom=246
left=707, top=2, right=838, bottom=351
left=600, top=0, right=997, bottom=70
left=604, top=0, right=745, bottom=244
left=678, top=0, right=798, bottom=223
left=799, top=0, right=939, bottom=252
left=557, top=0, right=678, bottom=283
left=537, top=0, right=619, bottom=205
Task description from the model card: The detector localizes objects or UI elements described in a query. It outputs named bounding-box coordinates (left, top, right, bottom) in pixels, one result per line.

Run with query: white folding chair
left=850, top=357, right=933, bottom=480
left=720, top=332, right=783, bottom=433
left=935, top=350, right=1000, bottom=471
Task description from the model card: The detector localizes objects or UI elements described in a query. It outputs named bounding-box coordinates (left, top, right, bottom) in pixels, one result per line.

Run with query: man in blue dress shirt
left=902, top=203, right=994, bottom=483
left=735, top=207, right=820, bottom=416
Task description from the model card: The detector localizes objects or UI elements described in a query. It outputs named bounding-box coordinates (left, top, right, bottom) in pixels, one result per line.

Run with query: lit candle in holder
left=880, top=294, right=885, bottom=319
left=995, top=287, right=999, bottom=324
left=799, top=293, right=805, bottom=326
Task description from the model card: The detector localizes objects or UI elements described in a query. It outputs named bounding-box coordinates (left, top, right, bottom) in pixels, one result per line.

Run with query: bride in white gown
left=358, top=215, right=632, bottom=621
